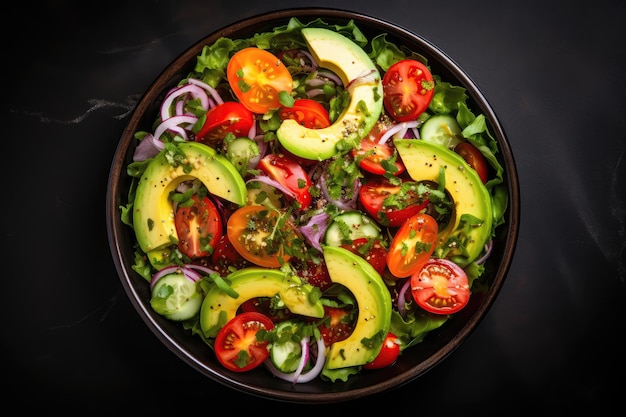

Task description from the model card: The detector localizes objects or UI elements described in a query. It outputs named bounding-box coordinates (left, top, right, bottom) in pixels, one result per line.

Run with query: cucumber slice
left=269, top=321, right=303, bottom=373
left=324, top=211, right=381, bottom=247
left=150, top=273, right=202, bottom=321
left=419, top=114, right=462, bottom=149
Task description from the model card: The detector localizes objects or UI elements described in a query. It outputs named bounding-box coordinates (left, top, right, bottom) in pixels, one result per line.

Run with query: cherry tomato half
left=240, top=298, right=292, bottom=323
left=317, top=306, right=355, bottom=347
left=454, top=141, right=489, bottom=184
left=386, top=213, right=438, bottom=278
left=211, top=233, right=247, bottom=274
left=352, top=117, right=405, bottom=176
left=257, top=153, right=313, bottom=209
left=227, top=47, right=293, bottom=114
left=382, top=59, right=435, bottom=122
left=340, top=237, right=388, bottom=276
left=174, top=195, right=222, bottom=258
left=363, top=332, right=401, bottom=370
left=410, top=258, right=470, bottom=314
left=214, top=311, right=274, bottom=372
left=279, top=98, right=331, bottom=129
left=227, top=205, right=295, bottom=268
left=196, top=101, right=254, bottom=145
left=359, top=178, right=430, bottom=227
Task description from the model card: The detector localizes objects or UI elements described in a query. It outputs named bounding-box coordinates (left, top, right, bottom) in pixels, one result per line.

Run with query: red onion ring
left=345, top=69, right=377, bottom=90
left=187, top=78, right=224, bottom=106
left=153, top=115, right=198, bottom=142
left=475, top=239, right=494, bottom=265
left=265, top=336, right=326, bottom=384
left=246, top=175, right=297, bottom=200
left=133, top=133, right=164, bottom=161
left=160, top=84, right=210, bottom=121
left=298, top=212, right=331, bottom=252
left=397, top=278, right=411, bottom=318
left=149, top=265, right=202, bottom=290
left=184, top=264, right=219, bottom=276
left=378, top=120, right=420, bottom=145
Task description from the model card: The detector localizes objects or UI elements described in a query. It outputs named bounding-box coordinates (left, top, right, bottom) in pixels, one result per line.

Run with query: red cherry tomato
left=352, top=118, right=405, bottom=176
left=279, top=98, right=331, bottom=129
left=211, top=233, right=247, bottom=274
left=293, top=259, right=333, bottom=291
left=227, top=48, right=293, bottom=114
left=363, top=332, right=401, bottom=369
left=257, top=153, right=313, bottom=209
left=454, top=141, right=489, bottom=184
left=214, top=311, right=274, bottom=372
left=387, top=213, right=438, bottom=278
left=196, top=101, right=254, bottom=145
left=382, top=59, right=435, bottom=122
left=174, top=195, right=222, bottom=258
left=410, top=258, right=470, bottom=314
left=240, top=298, right=292, bottom=323
left=359, top=177, right=429, bottom=227
left=340, top=238, right=388, bottom=276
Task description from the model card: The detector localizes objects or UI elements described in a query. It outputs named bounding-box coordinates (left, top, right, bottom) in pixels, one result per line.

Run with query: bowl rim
left=106, top=6, right=520, bottom=403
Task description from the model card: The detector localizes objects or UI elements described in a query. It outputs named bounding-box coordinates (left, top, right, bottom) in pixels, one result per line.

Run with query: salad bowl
left=106, top=7, right=519, bottom=403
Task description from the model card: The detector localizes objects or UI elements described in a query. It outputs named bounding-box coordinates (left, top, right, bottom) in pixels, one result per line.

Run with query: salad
left=120, top=17, right=508, bottom=384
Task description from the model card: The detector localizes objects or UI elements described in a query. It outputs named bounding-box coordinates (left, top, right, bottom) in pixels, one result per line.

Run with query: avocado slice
left=394, top=138, right=493, bottom=266
left=133, top=141, right=247, bottom=253
left=276, top=27, right=383, bottom=160
left=323, top=245, right=392, bottom=369
left=200, top=268, right=324, bottom=337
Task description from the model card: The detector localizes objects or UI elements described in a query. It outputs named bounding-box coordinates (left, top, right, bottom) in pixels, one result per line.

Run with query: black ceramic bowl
left=106, top=7, right=519, bottom=403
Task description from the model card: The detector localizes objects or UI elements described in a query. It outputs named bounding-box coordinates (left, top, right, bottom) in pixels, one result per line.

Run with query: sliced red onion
left=316, top=70, right=343, bottom=86
left=305, top=88, right=325, bottom=98
left=133, top=133, right=164, bottom=161
left=184, top=263, right=219, bottom=276
left=397, top=278, right=411, bottom=318
left=160, top=84, right=210, bottom=121
left=318, top=172, right=360, bottom=211
left=292, top=337, right=326, bottom=383
left=297, top=49, right=317, bottom=69
left=291, top=336, right=310, bottom=382
left=153, top=115, right=198, bottom=142
left=378, top=121, right=420, bottom=145
left=187, top=78, right=224, bottom=106
left=305, top=78, right=327, bottom=87
left=265, top=336, right=326, bottom=384
left=346, top=69, right=377, bottom=90
left=246, top=175, right=297, bottom=200
left=475, top=239, right=494, bottom=265
left=299, top=212, right=331, bottom=252
left=149, top=265, right=202, bottom=290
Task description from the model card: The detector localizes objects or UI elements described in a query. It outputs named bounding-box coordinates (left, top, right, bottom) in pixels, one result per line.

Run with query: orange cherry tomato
left=227, top=48, right=293, bottom=114
left=226, top=205, right=295, bottom=268
left=386, top=213, right=438, bottom=278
